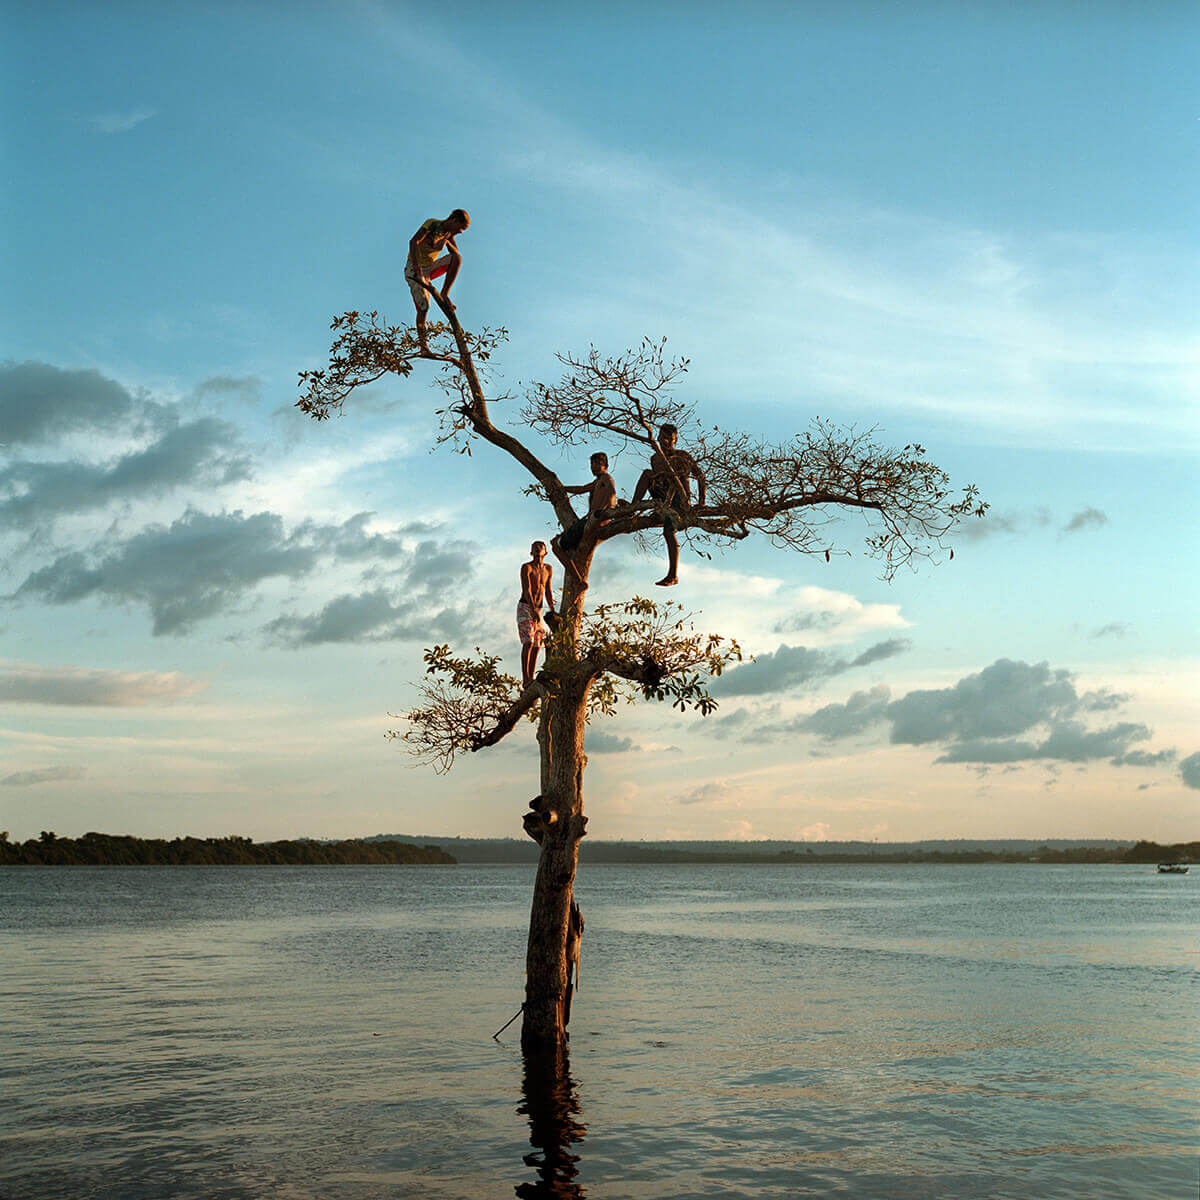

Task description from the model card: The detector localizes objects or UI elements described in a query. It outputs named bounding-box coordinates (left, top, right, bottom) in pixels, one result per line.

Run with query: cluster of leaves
left=393, top=644, right=528, bottom=772
left=393, top=601, right=743, bottom=771
left=523, top=338, right=692, bottom=451
left=296, top=311, right=421, bottom=420
left=295, top=310, right=508, bottom=437
left=576, top=597, right=743, bottom=717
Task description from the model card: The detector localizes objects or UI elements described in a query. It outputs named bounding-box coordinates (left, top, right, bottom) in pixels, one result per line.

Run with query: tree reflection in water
left=515, top=1044, right=586, bottom=1198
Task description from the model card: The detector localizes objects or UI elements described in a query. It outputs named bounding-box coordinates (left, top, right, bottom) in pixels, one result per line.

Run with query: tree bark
left=522, top=681, right=588, bottom=1054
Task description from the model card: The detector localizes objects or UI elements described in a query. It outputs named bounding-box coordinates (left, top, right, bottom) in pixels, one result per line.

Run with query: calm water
left=1, top=864, right=1196, bottom=1199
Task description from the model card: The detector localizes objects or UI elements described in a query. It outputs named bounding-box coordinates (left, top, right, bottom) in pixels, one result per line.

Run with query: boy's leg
left=425, top=254, right=457, bottom=309
left=406, top=265, right=432, bottom=352
left=656, top=521, right=680, bottom=586
left=438, top=256, right=460, bottom=300
left=551, top=535, right=587, bottom=587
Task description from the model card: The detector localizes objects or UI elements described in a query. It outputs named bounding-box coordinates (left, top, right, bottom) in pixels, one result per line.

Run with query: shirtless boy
left=517, top=541, right=556, bottom=687
left=404, top=208, right=470, bottom=354
left=551, top=452, right=619, bottom=584
left=631, top=424, right=706, bottom=586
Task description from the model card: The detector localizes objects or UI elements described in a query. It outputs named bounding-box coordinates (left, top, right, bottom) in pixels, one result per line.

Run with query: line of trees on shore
left=580, top=841, right=1197, bottom=865
left=2, top=832, right=1193, bottom=867
left=1113, top=840, right=1198, bottom=864
left=0, top=831, right=455, bottom=866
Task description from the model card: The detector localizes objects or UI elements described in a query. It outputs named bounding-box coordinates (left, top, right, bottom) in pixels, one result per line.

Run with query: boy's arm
left=544, top=565, right=556, bottom=612
left=632, top=467, right=653, bottom=503
left=519, top=563, right=533, bottom=605
left=563, top=482, right=593, bottom=495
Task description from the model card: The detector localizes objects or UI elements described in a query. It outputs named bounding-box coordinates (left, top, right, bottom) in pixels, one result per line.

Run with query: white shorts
left=404, top=255, right=451, bottom=314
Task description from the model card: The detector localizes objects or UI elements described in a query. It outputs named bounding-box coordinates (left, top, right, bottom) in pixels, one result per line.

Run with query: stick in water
left=492, top=1004, right=525, bottom=1041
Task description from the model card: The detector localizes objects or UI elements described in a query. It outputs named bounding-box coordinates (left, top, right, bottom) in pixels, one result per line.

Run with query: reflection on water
left=516, top=1046, right=587, bottom=1199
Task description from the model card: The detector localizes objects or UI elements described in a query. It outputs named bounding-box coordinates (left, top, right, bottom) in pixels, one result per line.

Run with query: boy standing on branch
left=518, top=541, right=556, bottom=687
left=405, top=209, right=470, bottom=354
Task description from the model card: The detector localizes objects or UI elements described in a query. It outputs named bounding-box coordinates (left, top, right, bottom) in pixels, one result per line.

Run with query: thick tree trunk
left=521, top=681, right=588, bottom=1053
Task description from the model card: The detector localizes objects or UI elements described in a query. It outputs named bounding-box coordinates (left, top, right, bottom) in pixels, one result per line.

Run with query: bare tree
left=298, top=294, right=984, bottom=1055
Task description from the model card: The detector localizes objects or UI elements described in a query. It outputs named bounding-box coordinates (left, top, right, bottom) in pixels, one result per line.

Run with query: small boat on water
left=1156, top=863, right=1189, bottom=874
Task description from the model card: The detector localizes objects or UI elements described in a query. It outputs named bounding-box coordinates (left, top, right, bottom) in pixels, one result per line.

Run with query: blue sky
left=2, top=1, right=1197, bottom=843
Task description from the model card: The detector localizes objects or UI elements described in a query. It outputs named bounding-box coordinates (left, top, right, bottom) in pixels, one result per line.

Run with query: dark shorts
left=558, top=514, right=590, bottom=553
left=650, top=484, right=685, bottom=533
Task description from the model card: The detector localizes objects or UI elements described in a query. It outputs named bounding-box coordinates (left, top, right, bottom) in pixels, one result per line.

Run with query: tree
left=298, top=293, right=984, bottom=1055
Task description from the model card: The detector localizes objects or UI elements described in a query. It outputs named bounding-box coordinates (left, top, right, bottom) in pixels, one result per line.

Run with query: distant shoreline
left=0, top=833, right=454, bottom=867
left=1, top=832, right=1194, bottom=867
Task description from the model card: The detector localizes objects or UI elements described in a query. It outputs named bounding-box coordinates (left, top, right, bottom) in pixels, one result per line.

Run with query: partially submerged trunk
left=521, top=558, right=592, bottom=1055
left=522, top=675, right=588, bottom=1052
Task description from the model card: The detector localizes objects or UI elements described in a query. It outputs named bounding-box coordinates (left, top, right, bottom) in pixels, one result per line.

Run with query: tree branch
left=388, top=645, right=540, bottom=772
left=427, top=291, right=576, bottom=528
left=297, top=305, right=578, bottom=530
left=471, top=681, right=546, bottom=750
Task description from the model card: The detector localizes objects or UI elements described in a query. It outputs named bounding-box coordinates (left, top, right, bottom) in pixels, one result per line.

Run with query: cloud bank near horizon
left=717, top=658, right=1177, bottom=781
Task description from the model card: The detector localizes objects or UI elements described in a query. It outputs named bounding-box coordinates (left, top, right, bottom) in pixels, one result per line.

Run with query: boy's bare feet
left=655, top=575, right=678, bottom=587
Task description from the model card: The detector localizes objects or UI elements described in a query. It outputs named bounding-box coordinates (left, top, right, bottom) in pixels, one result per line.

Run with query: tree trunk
left=521, top=680, right=588, bottom=1054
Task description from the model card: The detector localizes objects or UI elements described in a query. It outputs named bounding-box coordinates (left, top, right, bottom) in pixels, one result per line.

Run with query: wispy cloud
left=1090, top=622, right=1131, bottom=640
left=0, top=418, right=252, bottom=530
left=13, top=509, right=474, bottom=640
left=0, top=664, right=204, bottom=707
left=713, top=637, right=910, bottom=697
left=1, top=765, right=86, bottom=787
left=361, top=3, right=1197, bottom=454
left=957, top=507, right=1054, bottom=542
left=1181, top=752, right=1200, bottom=789
left=586, top=731, right=641, bottom=754
left=1062, top=507, right=1109, bottom=535
left=784, top=658, right=1172, bottom=773
left=88, top=108, right=156, bottom=134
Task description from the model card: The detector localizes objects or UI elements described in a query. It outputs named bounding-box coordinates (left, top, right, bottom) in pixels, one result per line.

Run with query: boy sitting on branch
left=631, top=423, right=706, bottom=586
left=551, top=451, right=620, bottom=587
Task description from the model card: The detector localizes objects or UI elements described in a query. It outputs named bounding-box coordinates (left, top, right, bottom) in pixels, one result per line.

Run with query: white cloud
left=675, top=779, right=742, bottom=809
left=88, top=108, right=157, bottom=134
left=769, top=585, right=910, bottom=644
left=722, top=819, right=754, bottom=840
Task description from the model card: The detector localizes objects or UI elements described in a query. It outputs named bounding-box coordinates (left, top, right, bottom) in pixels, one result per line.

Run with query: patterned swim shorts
left=516, top=601, right=544, bottom=648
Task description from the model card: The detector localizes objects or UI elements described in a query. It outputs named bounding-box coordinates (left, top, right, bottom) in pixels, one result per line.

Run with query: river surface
left=1, top=863, right=1196, bottom=1199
